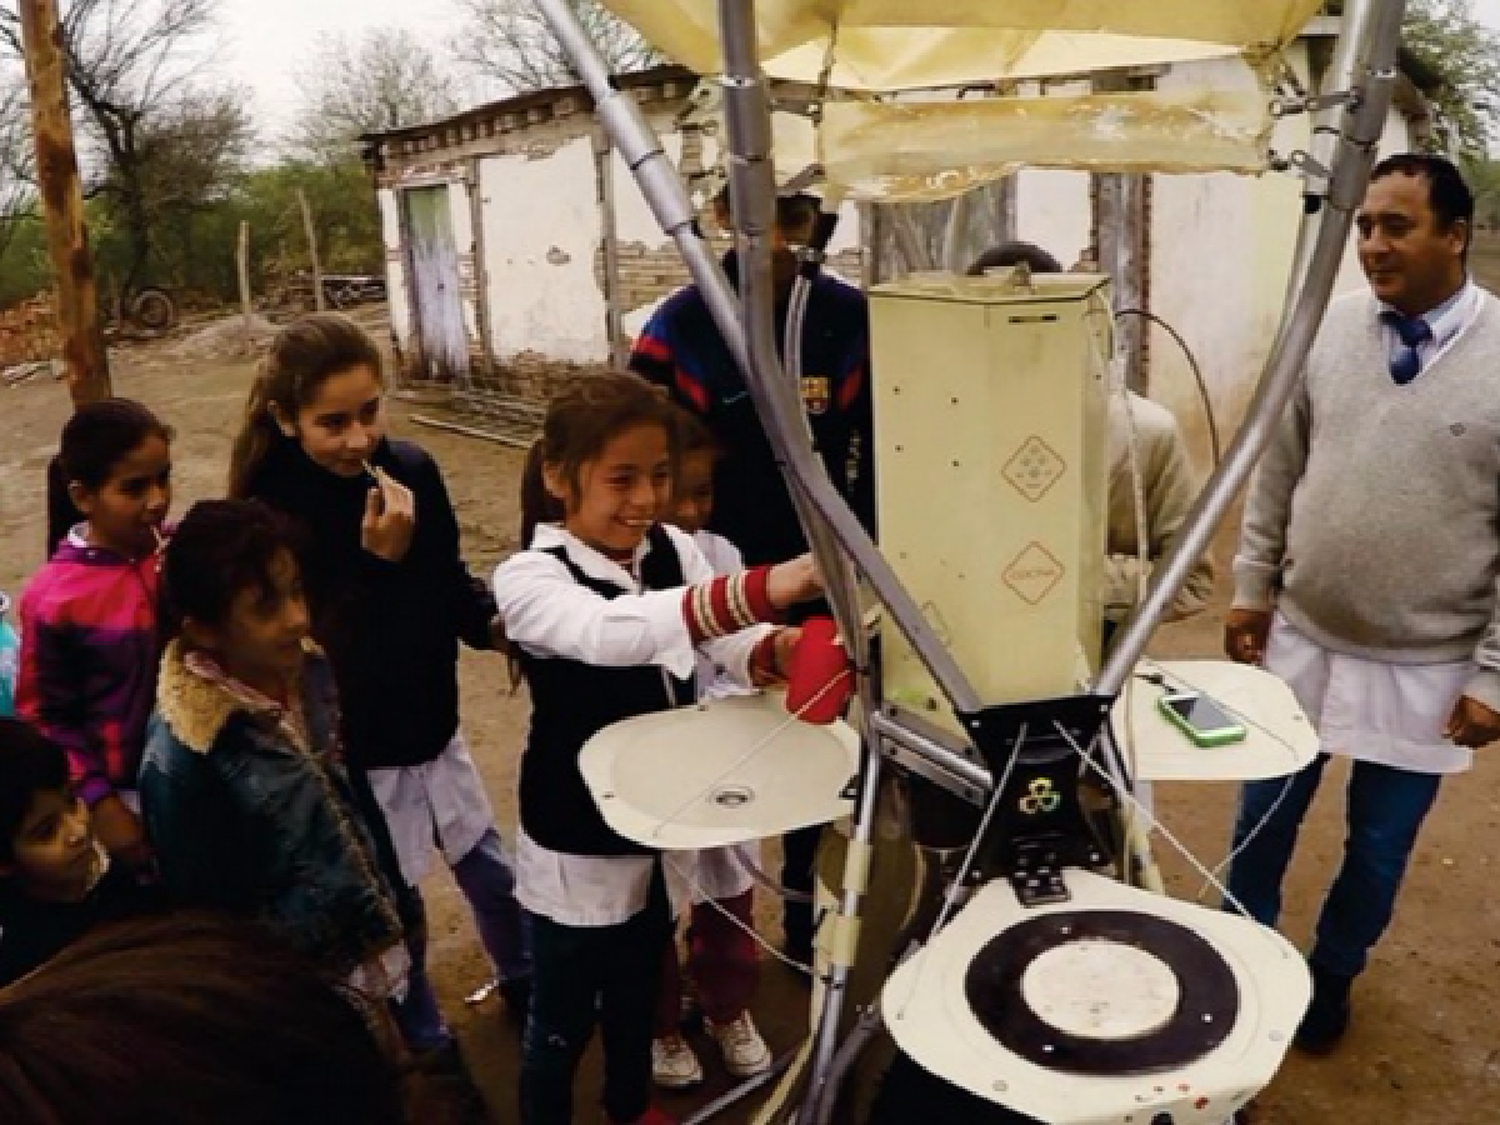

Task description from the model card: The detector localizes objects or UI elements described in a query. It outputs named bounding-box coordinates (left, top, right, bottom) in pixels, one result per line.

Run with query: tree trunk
left=18, top=0, right=111, bottom=404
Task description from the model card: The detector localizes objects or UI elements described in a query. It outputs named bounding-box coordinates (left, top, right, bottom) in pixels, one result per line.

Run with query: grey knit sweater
left=1233, top=287, right=1500, bottom=709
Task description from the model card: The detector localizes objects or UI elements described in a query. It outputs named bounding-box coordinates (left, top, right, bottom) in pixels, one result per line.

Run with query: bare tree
left=0, top=71, right=36, bottom=270
left=451, top=0, right=663, bottom=95
left=289, top=28, right=466, bottom=163
left=136, top=86, right=253, bottom=218
left=0, top=0, right=244, bottom=294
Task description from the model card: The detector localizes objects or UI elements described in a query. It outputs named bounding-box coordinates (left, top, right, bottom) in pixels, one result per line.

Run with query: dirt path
left=2, top=336, right=1496, bottom=1124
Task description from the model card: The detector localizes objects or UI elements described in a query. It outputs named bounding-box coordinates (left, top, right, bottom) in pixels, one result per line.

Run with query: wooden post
left=297, top=188, right=325, bottom=312
left=236, top=220, right=253, bottom=353
left=18, top=0, right=110, bottom=404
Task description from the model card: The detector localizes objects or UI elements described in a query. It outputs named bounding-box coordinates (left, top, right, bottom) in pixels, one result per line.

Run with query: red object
left=785, top=616, right=854, bottom=725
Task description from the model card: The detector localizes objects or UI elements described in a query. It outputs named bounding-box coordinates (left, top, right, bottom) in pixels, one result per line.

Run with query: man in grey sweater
left=1226, top=153, right=1500, bottom=1055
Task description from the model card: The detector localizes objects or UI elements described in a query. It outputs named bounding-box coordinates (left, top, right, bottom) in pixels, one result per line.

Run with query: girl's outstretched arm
left=494, top=527, right=818, bottom=681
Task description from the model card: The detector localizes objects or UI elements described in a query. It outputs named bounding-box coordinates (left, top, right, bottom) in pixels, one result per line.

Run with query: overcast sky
left=223, top=0, right=1500, bottom=142
left=221, top=0, right=468, bottom=139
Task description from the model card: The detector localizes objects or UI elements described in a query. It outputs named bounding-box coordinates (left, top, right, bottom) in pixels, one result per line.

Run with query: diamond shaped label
left=1002, top=542, right=1066, bottom=605
left=1002, top=435, right=1067, bottom=502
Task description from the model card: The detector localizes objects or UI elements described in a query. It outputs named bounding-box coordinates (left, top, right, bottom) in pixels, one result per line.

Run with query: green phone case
left=1156, top=694, right=1248, bottom=747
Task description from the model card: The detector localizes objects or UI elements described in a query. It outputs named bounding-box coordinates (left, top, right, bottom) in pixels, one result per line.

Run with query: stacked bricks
left=0, top=292, right=59, bottom=369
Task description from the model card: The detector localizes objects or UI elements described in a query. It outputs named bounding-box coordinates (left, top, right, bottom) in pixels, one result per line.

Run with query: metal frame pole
left=1095, top=0, right=1407, bottom=696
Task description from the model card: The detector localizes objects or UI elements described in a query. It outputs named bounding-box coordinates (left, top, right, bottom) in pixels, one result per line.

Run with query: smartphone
left=1157, top=690, right=1247, bottom=747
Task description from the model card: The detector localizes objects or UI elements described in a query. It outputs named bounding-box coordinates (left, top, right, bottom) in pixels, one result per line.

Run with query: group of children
left=0, top=311, right=829, bottom=1124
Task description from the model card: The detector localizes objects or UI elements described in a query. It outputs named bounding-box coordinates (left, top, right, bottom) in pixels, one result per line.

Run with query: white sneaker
left=652, top=1034, right=703, bottom=1088
left=706, top=1012, right=773, bottom=1078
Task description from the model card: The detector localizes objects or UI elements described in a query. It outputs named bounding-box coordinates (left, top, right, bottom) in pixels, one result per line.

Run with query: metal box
left=869, top=272, right=1111, bottom=733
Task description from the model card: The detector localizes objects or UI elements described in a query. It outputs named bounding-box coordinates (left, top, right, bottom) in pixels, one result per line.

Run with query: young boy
left=0, top=718, right=161, bottom=987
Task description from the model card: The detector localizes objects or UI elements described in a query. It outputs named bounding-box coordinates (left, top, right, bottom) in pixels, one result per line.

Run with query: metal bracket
left=871, top=706, right=989, bottom=806
left=1270, top=89, right=1360, bottom=117
left=1008, top=838, right=1072, bottom=907
left=958, top=694, right=1119, bottom=906
left=1269, top=147, right=1334, bottom=180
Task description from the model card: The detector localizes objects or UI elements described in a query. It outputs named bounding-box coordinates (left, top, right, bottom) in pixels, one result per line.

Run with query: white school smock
left=495, top=523, right=771, bottom=927
left=367, top=733, right=496, bottom=887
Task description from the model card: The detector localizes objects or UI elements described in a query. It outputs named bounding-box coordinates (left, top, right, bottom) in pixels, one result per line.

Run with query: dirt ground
left=2, top=321, right=1498, bottom=1125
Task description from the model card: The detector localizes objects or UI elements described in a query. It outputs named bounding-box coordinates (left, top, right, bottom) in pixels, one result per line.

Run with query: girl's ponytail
left=228, top=369, right=282, bottom=501
left=44, top=455, right=81, bottom=559
left=518, top=439, right=563, bottom=554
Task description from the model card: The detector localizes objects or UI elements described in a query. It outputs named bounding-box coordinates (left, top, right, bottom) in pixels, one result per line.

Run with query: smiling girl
left=226, top=312, right=531, bottom=1056
left=495, top=370, right=820, bottom=1125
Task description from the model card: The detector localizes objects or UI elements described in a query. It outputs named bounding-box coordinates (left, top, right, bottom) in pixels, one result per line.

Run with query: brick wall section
left=600, top=240, right=867, bottom=331
left=0, top=293, right=59, bottom=369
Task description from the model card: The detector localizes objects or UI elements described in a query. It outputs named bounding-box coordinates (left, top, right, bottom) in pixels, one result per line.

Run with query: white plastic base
left=578, top=691, right=861, bottom=850
left=883, top=871, right=1311, bottom=1125
left=1116, top=659, right=1320, bottom=783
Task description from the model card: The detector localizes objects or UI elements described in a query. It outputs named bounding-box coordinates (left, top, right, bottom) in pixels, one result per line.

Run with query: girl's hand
left=772, top=626, right=801, bottom=681
left=362, top=468, right=416, bottom=563
left=766, top=554, right=822, bottom=609
left=751, top=627, right=800, bottom=687
left=489, top=614, right=510, bottom=655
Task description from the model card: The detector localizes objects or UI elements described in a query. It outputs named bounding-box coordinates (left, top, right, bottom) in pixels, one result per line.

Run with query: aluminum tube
left=714, top=7, right=865, bottom=675
left=810, top=1006, right=886, bottom=1125
left=1095, top=0, right=1406, bottom=696
left=714, top=8, right=876, bottom=1118
left=869, top=709, right=991, bottom=794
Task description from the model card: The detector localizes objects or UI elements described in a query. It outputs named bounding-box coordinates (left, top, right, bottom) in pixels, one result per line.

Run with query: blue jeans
left=520, top=867, right=672, bottom=1125
left=1225, top=753, right=1442, bottom=978
left=393, top=827, right=534, bottom=1051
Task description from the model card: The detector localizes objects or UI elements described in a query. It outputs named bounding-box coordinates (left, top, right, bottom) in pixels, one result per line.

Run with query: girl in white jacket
left=493, top=371, right=821, bottom=1125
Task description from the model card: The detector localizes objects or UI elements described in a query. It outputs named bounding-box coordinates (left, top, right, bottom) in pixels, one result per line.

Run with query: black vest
left=517, top=526, right=696, bottom=856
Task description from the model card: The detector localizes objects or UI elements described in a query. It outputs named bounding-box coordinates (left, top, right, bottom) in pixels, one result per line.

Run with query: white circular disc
left=1019, top=938, right=1180, bottom=1040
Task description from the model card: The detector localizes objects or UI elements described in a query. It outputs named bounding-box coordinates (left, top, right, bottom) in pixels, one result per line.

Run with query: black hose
left=1114, top=308, right=1222, bottom=467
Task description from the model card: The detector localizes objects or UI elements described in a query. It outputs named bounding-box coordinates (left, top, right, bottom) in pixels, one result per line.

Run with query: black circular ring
left=963, top=908, right=1240, bottom=1075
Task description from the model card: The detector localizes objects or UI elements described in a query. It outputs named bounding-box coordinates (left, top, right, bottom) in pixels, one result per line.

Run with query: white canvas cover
left=603, top=0, right=1328, bottom=197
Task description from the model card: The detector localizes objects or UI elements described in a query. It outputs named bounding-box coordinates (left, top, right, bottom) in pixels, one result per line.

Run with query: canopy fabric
left=602, top=0, right=1325, bottom=90
left=818, top=88, right=1272, bottom=200
left=602, top=0, right=1326, bottom=197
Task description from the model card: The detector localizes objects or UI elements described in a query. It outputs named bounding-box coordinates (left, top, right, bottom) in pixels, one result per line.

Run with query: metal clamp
left=1270, top=89, right=1360, bottom=117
